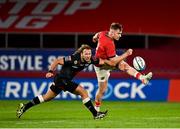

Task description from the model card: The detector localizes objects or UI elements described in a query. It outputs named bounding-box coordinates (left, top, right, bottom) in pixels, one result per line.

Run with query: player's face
left=113, top=29, right=122, bottom=40
left=81, top=49, right=92, bottom=62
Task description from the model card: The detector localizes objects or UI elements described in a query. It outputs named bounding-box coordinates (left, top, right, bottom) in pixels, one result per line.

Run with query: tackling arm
left=46, top=57, right=64, bottom=78
left=49, top=57, right=64, bottom=71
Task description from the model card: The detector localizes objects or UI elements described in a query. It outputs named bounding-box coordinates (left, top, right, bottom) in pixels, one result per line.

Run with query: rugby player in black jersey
left=16, top=44, right=108, bottom=120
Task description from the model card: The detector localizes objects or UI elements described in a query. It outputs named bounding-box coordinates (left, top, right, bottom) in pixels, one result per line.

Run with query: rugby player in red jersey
left=93, top=22, right=152, bottom=111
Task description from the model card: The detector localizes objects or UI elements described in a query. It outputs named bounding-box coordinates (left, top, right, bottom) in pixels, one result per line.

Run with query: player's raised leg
left=118, top=61, right=152, bottom=85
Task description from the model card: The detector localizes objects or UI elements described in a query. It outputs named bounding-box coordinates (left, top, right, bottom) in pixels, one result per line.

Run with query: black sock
left=24, top=96, right=41, bottom=111
left=84, top=100, right=97, bottom=116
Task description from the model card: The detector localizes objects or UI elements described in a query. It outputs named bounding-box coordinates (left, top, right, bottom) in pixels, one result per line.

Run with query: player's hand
left=46, top=72, right=54, bottom=78
left=92, top=37, right=97, bottom=43
left=92, top=35, right=99, bottom=43
left=92, top=32, right=99, bottom=43
left=126, top=49, right=133, bottom=56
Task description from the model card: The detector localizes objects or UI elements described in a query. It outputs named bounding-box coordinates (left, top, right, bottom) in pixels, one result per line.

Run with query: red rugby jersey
left=95, top=31, right=116, bottom=59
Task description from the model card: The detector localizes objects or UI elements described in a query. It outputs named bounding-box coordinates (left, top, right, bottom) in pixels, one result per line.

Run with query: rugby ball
left=133, top=56, right=146, bottom=71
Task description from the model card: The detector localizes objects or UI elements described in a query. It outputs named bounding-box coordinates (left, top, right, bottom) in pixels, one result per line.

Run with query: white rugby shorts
left=94, top=65, right=111, bottom=82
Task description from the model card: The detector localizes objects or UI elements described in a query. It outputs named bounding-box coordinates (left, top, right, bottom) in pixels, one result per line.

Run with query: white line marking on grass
left=143, top=116, right=180, bottom=120
left=0, top=128, right=180, bottom=129
left=15, top=120, right=66, bottom=125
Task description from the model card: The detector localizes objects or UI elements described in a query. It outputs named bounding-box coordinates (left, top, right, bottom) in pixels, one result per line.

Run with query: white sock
left=95, top=106, right=100, bottom=112
left=82, top=97, right=90, bottom=104
left=38, top=95, right=44, bottom=103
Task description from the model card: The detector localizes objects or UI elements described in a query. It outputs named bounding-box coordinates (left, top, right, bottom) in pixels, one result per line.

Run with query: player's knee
left=82, top=89, right=88, bottom=98
left=80, top=92, right=88, bottom=100
left=118, top=62, right=130, bottom=71
left=76, top=86, right=88, bottom=99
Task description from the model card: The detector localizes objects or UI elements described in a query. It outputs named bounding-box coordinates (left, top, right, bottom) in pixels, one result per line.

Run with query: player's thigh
left=54, top=74, right=78, bottom=93
left=55, top=79, right=78, bottom=94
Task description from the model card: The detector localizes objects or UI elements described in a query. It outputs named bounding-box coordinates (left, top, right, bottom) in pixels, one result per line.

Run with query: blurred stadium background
left=0, top=0, right=180, bottom=128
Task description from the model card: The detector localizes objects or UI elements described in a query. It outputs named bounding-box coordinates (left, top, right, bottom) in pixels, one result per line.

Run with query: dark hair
left=110, top=22, right=123, bottom=31
left=74, top=44, right=91, bottom=54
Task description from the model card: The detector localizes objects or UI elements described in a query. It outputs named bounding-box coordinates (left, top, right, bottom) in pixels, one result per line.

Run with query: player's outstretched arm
left=46, top=57, right=64, bottom=78
left=105, top=49, right=133, bottom=66
left=110, top=49, right=133, bottom=65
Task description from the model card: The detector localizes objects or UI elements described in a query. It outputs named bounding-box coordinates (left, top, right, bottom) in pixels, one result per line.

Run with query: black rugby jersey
left=58, top=53, right=98, bottom=80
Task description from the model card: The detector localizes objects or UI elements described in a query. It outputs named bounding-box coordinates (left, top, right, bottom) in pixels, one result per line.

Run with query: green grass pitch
left=0, top=100, right=180, bottom=128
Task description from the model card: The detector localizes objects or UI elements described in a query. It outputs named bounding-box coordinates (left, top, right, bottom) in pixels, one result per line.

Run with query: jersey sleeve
left=105, top=41, right=116, bottom=58
left=63, top=55, right=74, bottom=65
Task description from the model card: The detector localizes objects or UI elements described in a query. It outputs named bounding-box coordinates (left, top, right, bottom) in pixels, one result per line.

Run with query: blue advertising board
left=0, top=78, right=169, bottom=101
left=0, top=49, right=74, bottom=71
left=0, top=49, right=124, bottom=72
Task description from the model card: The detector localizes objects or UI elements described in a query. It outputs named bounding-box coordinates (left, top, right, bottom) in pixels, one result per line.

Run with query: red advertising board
left=0, top=0, right=180, bottom=35
left=168, top=80, right=180, bottom=102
